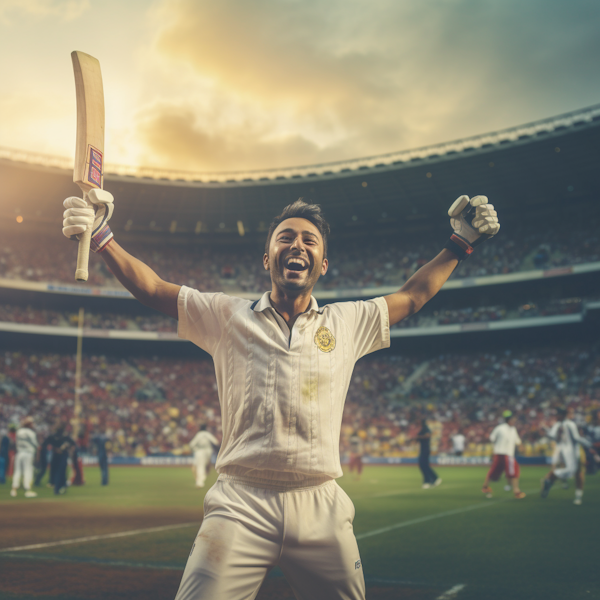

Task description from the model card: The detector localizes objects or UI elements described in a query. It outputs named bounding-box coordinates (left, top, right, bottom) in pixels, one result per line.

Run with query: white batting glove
left=445, top=195, right=500, bottom=260
left=63, top=189, right=115, bottom=253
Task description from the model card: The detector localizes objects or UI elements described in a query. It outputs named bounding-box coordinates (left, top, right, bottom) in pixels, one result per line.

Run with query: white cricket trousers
left=12, top=452, right=35, bottom=490
left=193, top=450, right=212, bottom=488
left=552, top=446, right=578, bottom=479
left=174, top=475, right=365, bottom=600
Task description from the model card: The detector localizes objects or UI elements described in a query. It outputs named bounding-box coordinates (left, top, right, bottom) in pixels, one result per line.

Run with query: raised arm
left=385, top=195, right=500, bottom=326
left=63, top=189, right=180, bottom=319
left=101, top=241, right=180, bottom=319
left=385, top=250, right=458, bottom=326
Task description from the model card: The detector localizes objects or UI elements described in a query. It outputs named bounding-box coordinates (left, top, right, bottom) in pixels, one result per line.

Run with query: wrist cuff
left=91, top=224, right=113, bottom=253
left=445, top=234, right=474, bottom=261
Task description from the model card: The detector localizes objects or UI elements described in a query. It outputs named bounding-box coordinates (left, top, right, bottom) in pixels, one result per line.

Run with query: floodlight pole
left=73, top=307, right=85, bottom=439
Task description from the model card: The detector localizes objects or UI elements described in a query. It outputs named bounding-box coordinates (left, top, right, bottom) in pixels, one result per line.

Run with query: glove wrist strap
left=445, top=234, right=474, bottom=261
left=91, top=224, right=114, bottom=253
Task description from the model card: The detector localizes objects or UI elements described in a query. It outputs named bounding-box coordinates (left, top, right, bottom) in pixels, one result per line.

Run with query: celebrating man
left=63, top=192, right=499, bottom=599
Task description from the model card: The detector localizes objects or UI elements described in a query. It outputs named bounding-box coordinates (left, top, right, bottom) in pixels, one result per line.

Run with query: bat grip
left=75, top=191, right=92, bottom=282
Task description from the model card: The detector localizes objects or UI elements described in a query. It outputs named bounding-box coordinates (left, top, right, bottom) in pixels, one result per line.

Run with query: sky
left=1, top=0, right=599, bottom=173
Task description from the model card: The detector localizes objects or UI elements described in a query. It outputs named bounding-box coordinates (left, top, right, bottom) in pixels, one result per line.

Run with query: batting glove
left=63, top=189, right=114, bottom=253
left=444, top=195, right=500, bottom=260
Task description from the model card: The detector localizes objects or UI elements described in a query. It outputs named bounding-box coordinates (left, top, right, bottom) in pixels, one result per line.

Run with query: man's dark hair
left=264, top=199, right=330, bottom=258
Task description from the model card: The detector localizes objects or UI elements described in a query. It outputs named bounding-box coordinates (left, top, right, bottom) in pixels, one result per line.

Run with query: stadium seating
left=1, top=217, right=599, bottom=292
left=0, top=296, right=591, bottom=333
left=2, top=346, right=598, bottom=459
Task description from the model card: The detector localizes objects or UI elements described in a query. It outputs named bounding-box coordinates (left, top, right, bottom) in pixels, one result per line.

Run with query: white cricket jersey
left=190, top=431, right=218, bottom=452
left=15, top=427, right=38, bottom=455
left=548, top=419, right=590, bottom=450
left=178, top=287, right=390, bottom=483
left=489, top=423, right=521, bottom=457
left=451, top=434, right=465, bottom=452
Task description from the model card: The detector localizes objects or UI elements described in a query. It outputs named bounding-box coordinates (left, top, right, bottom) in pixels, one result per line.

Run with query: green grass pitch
left=1, top=465, right=598, bottom=600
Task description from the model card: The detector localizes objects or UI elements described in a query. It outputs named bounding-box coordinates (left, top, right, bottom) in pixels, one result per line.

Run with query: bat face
left=72, top=51, right=105, bottom=193
left=71, top=51, right=105, bottom=282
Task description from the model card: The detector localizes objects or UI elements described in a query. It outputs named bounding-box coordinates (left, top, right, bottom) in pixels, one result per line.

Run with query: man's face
left=264, top=217, right=328, bottom=294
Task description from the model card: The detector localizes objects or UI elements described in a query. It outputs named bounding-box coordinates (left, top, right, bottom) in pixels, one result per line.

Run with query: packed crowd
left=1, top=215, right=598, bottom=293
left=0, top=296, right=589, bottom=334
left=341, top=345, right=600, bottom=458
left=2, top=345, right=598, bottom=459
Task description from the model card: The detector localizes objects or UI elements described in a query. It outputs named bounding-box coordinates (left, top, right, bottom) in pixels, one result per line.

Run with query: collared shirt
left=452, top=434, right=466, bottom=452
left=490, top=423, right=521, bottom=457
left=15, top=427, right=38, bottom=455
left=548, top=419, right=590, bottom=450
left=178, top=287, right=390, bottom=482
left=190, top=430, right=218, bottom=452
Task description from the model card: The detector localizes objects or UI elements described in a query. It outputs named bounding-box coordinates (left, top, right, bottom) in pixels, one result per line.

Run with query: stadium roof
left=1, top=103, right=599, bottom=237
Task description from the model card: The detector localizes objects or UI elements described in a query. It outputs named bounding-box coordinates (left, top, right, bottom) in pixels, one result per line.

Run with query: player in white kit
left=10, top=417, right=39, bottom=498
left=451, top=430, right=466, bottom=456
left=541, top=407, right=597, bottom=503
left=481, top=411, right=526, bottom=499
left=62, top=191, right=499, bottom=599
left=189, top=424, right=219, bottom=488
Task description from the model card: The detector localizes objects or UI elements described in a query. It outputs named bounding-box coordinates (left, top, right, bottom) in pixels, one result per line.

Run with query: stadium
left=1, top=96, right=599, bottom=600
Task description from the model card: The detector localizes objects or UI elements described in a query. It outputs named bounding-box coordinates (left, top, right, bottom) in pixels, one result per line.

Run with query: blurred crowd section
left=2, top=346, right=598, bottom=460
left=0, top=296, right=589, bottom=333
left=1, top=218, right=598, bottom=292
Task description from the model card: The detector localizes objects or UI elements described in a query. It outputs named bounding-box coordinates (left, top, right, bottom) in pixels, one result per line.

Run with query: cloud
left=0, top=0, right=90, bottom=23
left=135, top=0, right=600, bottom=171
left=135, top=100, right=329, bottom=171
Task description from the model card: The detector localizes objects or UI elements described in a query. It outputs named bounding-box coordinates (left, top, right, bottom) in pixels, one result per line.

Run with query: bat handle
left=75, top=191, right=92, bottom=282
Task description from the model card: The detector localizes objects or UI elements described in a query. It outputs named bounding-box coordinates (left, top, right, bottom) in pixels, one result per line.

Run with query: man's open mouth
left=284, top=257, right=309, bottom=272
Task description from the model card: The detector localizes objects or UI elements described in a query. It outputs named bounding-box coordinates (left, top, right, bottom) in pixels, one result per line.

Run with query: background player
left=451, top=429, right=466, bottom=457
left=541, top=407, right=597, bottom=504
left=482, top=410, right=526, bottom=499
left=412, top=417, right=441, bottom=489
left=348, top=430, right=364, bottom=481
left=49, top=424, right=76, bottom=495
left=583, top=410, right=600, bottom=476
left=0, top=428, right=9, bottom=484
left=10, top=416, right=38, bottom=498
left=92, top=428, right=110, bottom=486
left=62, top=191, right=499, bottom=600
left=189, top=424, right=218, bottom=488
left=34, top=431, right=53, bottom=487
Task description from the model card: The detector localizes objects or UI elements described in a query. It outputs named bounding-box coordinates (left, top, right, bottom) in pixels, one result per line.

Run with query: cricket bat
left=71, top=51, right=105, bottom=282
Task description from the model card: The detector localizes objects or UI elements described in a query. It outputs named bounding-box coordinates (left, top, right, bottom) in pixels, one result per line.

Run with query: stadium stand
left=1, top=221, right=599, bottom=291
left=0, top=296, right=592, bottom=332
left=1, top=105, right=599, bottom=464
left=1, top=346, right=598, bottom=459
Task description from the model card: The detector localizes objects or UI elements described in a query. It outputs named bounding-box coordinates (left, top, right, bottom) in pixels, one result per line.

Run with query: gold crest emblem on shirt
left=315, top=326, right=336, bottom=353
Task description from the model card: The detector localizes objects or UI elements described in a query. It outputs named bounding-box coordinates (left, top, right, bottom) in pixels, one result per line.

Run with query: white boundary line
left=436, top=584, right=466, bottom=599
left=356, top=495, right=514, bottom=540
left=354, top=484, right=458, bottom=501
left=1, top=489, right=534, bottom=554
left=0, top=522, right=199, bottom=553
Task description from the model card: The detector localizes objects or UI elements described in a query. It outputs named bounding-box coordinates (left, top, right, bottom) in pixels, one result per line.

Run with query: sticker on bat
left=90, top=147, right=103, bottom=170
left=86, top=145, right=103, bottom=188
left=88, top=165, right=102, bottom=187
